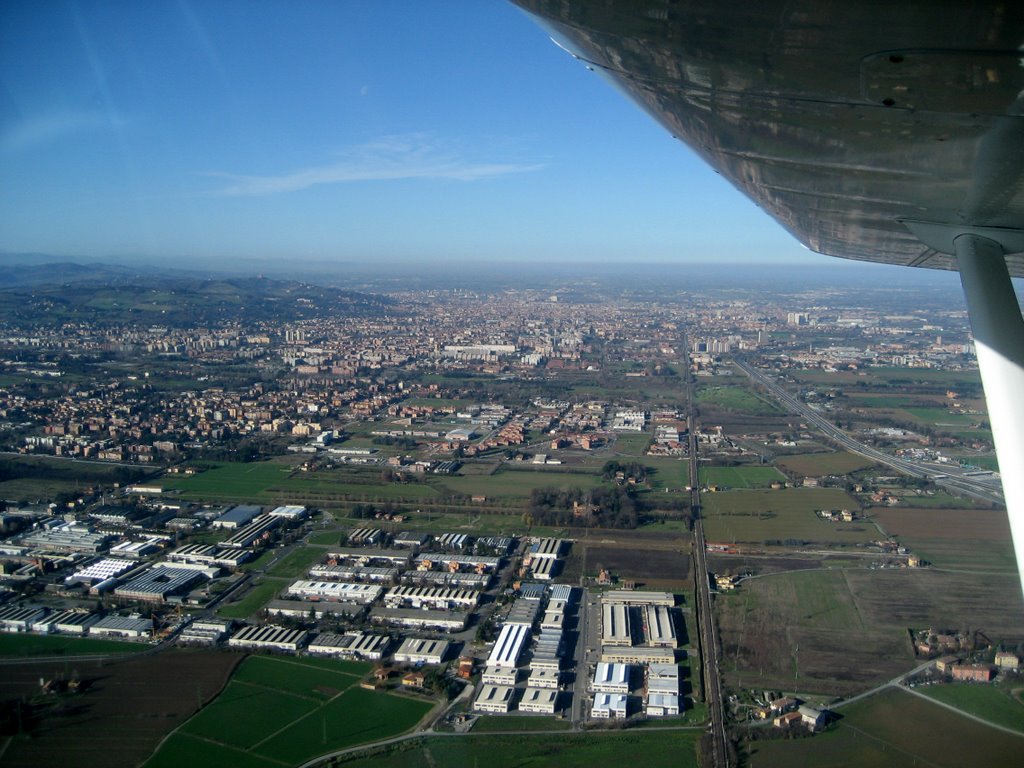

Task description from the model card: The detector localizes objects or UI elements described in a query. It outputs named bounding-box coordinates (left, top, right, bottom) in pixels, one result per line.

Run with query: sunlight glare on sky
left=0, top=1, right=817, bottom=267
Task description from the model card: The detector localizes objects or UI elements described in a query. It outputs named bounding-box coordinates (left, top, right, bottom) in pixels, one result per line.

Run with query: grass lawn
left=745, top=687, right=1024, bottom=768
left=775, top=451, right=877, bottom=477
left=699, top=465, right=786, bottom=489
left=147, top=655, right=433, bottom=768
left=216, top=578, right=286, bottom=619
left=338, top=731, right=700, bottom=768
left=0, top=633, right=150, bottom=657
left=701, top=488, right=872, bottom=545
left=435, top=466, right=605, bottom=498
left=265, top=545, right=328, bottom=578
left=696, top=385, right=781, bottom=415
left=160, top=460, right=297, bottom=501
left=919, top=682, right=1024, bottom=733
left=472, top=716, right=573, bottom=732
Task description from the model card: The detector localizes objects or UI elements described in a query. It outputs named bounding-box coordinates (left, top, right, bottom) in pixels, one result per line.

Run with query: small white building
left=519, top=687, right=558, bottom=714
left=593, top=662, right=631, bottom=694
left=646, top=693, right=680, bottom=717
left=474, top=683, right=515, bottom=713
left=527, top=666, right=561, bottom=689
left=481, top=665, right=518, bottom=686
left=592, top=692, right=628, bottom=718
left=392, top=637, right=450, bottom=665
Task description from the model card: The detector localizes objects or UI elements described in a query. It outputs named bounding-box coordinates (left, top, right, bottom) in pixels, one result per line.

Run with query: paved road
left=732, top=359, right=1003, bottom=505
left=684, top=338, right=731, bottom=768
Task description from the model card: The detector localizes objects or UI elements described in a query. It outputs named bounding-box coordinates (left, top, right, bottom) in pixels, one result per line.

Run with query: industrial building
left=219, top=514, right=281, bottom=549
left=33, top=609, right=97, bottom=635
left=0, top=605, right=47, bottom=632
left=603, top=590, right=674, bottom=607
left=401, top=570, right=491, bottom=589
left=212, top=505, right=262, bottom=529
left=383, top=586, right=480, bottom=611
left=531, top=557, right=558, bottom=580
left=413, top=553, right=501, bottom=572
left=179, top=618, right=232, bottom=645
left=392, top=637, right=451, bottom=665
left=228, top=624, right=307, bottom=652
left=308, top=631, right=390, bottom=660
left=309, top=564, right=397, bottom=582
left=645, top=693, right=680, bottom=717
left=592, top=692, right=628, bottom=718
left=20, top=525, right=112, bottom=553
left=529, top=538, right=564, bottom=560
left=519, top=687, right=558, bottom=714
left=600, top=646, right=676, bottom=665
left=474, top=683, right=514, bottom=713
left=346, top=528, right=384, bottom=546
left=89, top=614, right=153, bottom=639
left=64, top=558, right=136, bottom=587
left=328, top=548, right=411, bottom=567
left=285, top=581, right=382, bottom=604
left=481, top=666, right=518, bottom=686
left=505, top=599, right=542, bottom=627
left=487, top=623, right=531, bottom=669
left=368, top=607, right=469, bottom=632
left=168, top=543, right=251, bottom=569
left=114, top=565, right=206, bottom=604
left=527, top=667, right=560, bottom=689
left=268, top=505, right=307, bottom=521
left=643, top=604, right=677, bottom=647
left=602, top=603, right=632, bottom=646
left=593, top=662, right=631, bottom=694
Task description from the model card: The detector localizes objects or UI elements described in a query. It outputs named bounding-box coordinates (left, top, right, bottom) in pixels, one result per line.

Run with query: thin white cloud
left=206, top=135, right=544, bottom=196
left=0, top=110, right=113, bottom=154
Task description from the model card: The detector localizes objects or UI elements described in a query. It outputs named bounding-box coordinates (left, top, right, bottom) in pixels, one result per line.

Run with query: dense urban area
left=0, top=264, right=1022, bottom=768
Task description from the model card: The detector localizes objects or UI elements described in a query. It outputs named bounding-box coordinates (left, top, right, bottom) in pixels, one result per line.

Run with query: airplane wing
left=511, top=0, right=1024, bottom=275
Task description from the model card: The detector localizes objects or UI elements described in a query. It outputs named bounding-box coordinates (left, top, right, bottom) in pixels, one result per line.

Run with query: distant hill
left=0, top=264, right=394, bottom=326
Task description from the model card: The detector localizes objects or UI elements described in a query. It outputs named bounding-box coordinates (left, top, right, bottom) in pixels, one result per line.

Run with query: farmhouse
left=951, top=663, right=995, bottom=682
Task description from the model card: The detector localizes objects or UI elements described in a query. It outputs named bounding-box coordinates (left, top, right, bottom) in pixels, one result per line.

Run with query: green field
left=699, top=465, right=786, bottom=489
left=338, top=731, right=700, bottom=768
left=775, top=451, right=876, bottom=477
left=0, top=633, right=150, bottom=657
left=745, top=687, right=1023, bottom=768
left=265, top=545, right=329, bottom=578
left=472, top=715, right=573, bottom=732
left=696, top=385, right=781, bottom=415
left=160, top=460, right=297, bottom=499
left=701, top=488, right=872, bottom=545
left=146, top=655, right=432, bottom=768
left=216, top=578, right=286, bottom=619
left=919, top=682, right=1024, bottom=733
left=435, top=466, right=605, bottom=498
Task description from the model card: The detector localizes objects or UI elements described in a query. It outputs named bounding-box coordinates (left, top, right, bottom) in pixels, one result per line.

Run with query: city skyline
left=4, top=1, right=827, bottom=267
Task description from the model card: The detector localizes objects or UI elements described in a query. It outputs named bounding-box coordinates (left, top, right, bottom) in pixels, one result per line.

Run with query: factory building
left=328, top=548, right=411, bottom=567
left=487, top=623, right=531, bottom=669
left=369, top=607, right=469, bottom=633
left=307, top=631, right=390, bottom=660
left=527, top=667, right=561, bottom=689
left=228, top=624, right=307, bottom=652
left=643, top=604, right=677, bottom=648
left=592, top=693, right=628, bottom=718
left=114, top=565, right=206, bottom=604
left=89, top=614, right=153, bottom=639
left=178, top=619, right=232, bottom=645
left=401, top=570, right=491, bottom=589
left=602, top=603, right=632, bottom=646
left=392, top=637, right=451, bottom=665
left=212, top=505, right=262, bottom=529
left=64, top=558, right=136, bottom=587
left=481, top=666, right=518, bottom=686
left=600, top=646, right=676, bottom=665
left=383, top=586, right=480, bottom=611
left=412, top=554, right=501, bottom=572
left=645, top=693, right=680, bottom=717
left=0, top=605, right=47, bottom=633
left=474, top=684, right=514, bottom=713
left=268, top=505, right=307, bottom=521
left=603, top=590, right=674, bottom=607
left=285, top=581, right=382, bottom=604
left=167, top=543, right=251, bottom=569
left=519, top=687, right=558, bottom=714
left=529, top=538, right=564, bottom=560
left=505, top=599, right=542, bottom=627
left=219, top=514, right=281, bottom=549
left=309, top=564, right=397, bottom=583
left=593, top=662, right=631, bottom=694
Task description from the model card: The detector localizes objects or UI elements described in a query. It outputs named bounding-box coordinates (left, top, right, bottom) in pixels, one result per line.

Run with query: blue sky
left=0, top=1, right=821, bottom=267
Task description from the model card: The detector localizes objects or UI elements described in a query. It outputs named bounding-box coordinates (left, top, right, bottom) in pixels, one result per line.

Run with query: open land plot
left=216, top=578, right=287, bottom=619
left=152, top=655, right=432, bottom=767
left=844, top=568, right=1024, bottom=643
left=775, top=450, right=877, bottom=477
left=745, top=687, right=1023, bottom=768
left=338, top=731, right=701, bottom=768
left=791, top=366, right=984, bottom=390
left=580, top=542, right=691, bottom=591
left=265, top=544, right=330, bottom=578
left=701, top=488, right=874, bottom=546
left=878, top=490, right=990, bottom=509
left=919, top=682, right=1024, bottom=733
left=699, top=465, right=786, bottom=489
left=253, top=687, right=434, bottom=764
left=609, top=432, right=655, bottom=457
left=696, top=384, right=782, bottom=415
left=472, top=715, right=573, bottom=732
left=159, top=459, right=299, bottom=501
left=715, top=569, right=916, bottom=696
left=0, top=649, right=241, bottom=768
left=0, top=633, right=150, bottom=657
left=869, top=505, right=1018, bottom=572
left=434, top=466, right=605, bottom=498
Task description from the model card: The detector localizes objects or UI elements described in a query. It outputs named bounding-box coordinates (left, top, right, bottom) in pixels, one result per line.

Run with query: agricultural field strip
left=910, top=685, right=1024, bottom=736
left=168, top=731, right=292, bottom=767
left=247, top=685, right=354, bottom=752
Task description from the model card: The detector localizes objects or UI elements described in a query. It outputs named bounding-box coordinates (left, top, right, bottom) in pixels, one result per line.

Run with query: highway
left=732, top=358, right=1004, bottom=505
left=684, top=343, right=731, bottom=768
